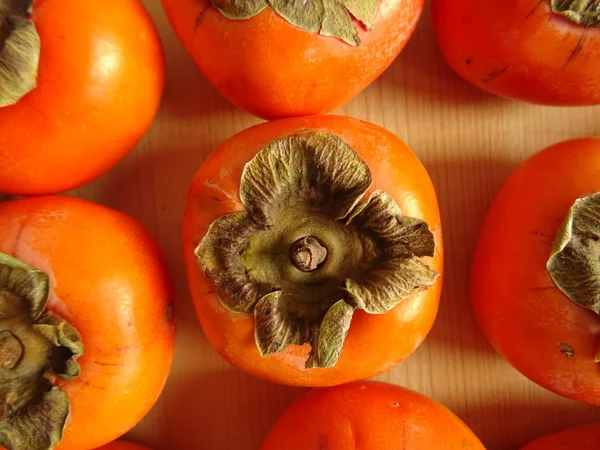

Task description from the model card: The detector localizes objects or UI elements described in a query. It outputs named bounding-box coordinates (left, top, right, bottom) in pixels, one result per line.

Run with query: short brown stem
left=290, top=236, right=328, bottom=272
left=0, top=329, right=23, bottom=369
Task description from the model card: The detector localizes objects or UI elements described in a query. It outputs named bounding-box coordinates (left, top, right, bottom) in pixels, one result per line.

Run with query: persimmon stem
left=290, top=236, right=328, bottom=272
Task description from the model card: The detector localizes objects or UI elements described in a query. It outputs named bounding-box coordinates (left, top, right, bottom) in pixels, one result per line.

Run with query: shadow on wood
left=157, top=368, right=303, bottom=450
left=452, top=392, right=600, bottom=450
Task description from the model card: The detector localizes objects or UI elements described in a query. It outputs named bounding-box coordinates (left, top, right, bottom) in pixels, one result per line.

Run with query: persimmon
left=96, top=442, right=151, bottom=450
left=183, top=115, right=443, bottom=386
left=0, top=0, right=165, bottom=196
left=472, top=137, right=600, bottom=404
left=261, top=381, right=486, bottom=450
left=0, top=196, right=175, bottom=450
left=432, top=0, right=600, bottom=105
left=162, top=0, right=424, bottom=119
left=521, top=423, right=600, bottom=450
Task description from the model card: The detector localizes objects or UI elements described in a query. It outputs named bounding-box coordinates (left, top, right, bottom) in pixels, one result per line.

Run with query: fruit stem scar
left=290, top=236, right=328, bottom=272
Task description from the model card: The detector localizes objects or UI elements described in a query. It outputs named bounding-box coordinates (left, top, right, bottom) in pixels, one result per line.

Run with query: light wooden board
left=70, top=1, right=600, bottom=449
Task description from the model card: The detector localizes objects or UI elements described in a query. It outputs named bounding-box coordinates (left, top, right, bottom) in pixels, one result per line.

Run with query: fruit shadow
left=161, top=367, right=303, bottom=450
left=385, top=4, right=503, bottom=108
left=452, top=392, right=600, bottom=450
left=420, top=154, right=518, bottom=358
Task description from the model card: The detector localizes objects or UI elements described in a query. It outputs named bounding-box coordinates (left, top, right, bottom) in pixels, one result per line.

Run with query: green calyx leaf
left=551, top=0, right=600, bottom=27
left=0, top=0, right=40, bottom=108
left=0, top=253, right=49, bottom=319
left=32, top=312, right=83, bottom=381
left=0, top=389, right=69, bottom=450
left=196, top=130, right=438, bottom=369
left=210, top=0, right=379, bottom=46
left=0, top=253, right=83, bottom=450
left=211, top=0, right=267, bottom=19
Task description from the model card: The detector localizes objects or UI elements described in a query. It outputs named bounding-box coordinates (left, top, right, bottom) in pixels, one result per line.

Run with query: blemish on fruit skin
left=558, top=342, right=575, bottom=358
left=481, top=66, right=510, bottom=84
left=392, top=401, right=400, bottom=407
left=194, top=3, right=211, bottom=33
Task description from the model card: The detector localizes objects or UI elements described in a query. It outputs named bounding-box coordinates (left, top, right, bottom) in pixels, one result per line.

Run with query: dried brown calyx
left=196, top=130, right=438, bottom=369
left=547, top=193, right=600, bottom=362
left=551, top=0, right=600, bottom=27
left=210, top=0, right=379, bottom=46
left=0, top=253, right=83, bottom=450
left=0, top=0, right=40, bottom=108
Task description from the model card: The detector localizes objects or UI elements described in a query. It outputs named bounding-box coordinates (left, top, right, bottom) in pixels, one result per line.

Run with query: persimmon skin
left=0, top=196, right=175, bottom=449
left=432, top=0, right=600, bottom=105
left=471, top=138, right=600, bottom=404
left=162, top=0, right=424, bottom=119
left=96, top=442, right=151, bottom=450
left=183, top=115, right=443, bottom=387
left=261, top=382, right=485, bottom=450
left=0, top=0, right=165, bottom=196
left=521, top=423, right=600, bottom=450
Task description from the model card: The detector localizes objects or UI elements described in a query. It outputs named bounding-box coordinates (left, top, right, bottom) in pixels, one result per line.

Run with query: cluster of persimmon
left=0, top=0, right=598, bottom=449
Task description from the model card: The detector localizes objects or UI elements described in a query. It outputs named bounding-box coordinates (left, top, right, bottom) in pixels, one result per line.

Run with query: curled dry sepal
left=210, top=0, right=379, bottom=46
left=547, top=193, right=600, bottom=362
left=0, top=0, right=40, bottom=107
left=196, top=130, right=438, bottom=369
left=551, top=0, right=600, bottom=27
left=0, top=253, right=83, bottom=450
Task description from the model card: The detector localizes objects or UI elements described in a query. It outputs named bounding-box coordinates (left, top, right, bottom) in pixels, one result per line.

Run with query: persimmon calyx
left=548, top=193, right=600, bottom=313
left=196, top=130, right=438, bottom=369
left=0, top=0, right=40, bottom=108
left=548, top=194, right=600, bottom=364
left=210, top=0, right=379, bottom=46
left=0, top=253, right=83, bottom=450
left=551, top=0, right=600, bottom=27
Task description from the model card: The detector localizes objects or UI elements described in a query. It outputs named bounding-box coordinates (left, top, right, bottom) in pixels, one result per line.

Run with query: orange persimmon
left=261, top=381, right=486, bottom=450
left=183, top=115, right=443, bottom=386
left=162, top=0, right=424, bottom=119
left=521, top=423, right=600, bottom=449
left=432, top=0, right=600, bottom=105
left=472, top=137, right=600, bottom=404
left=0, top=0, right=165, bottom=195
left=0, top=196, right=175, bottom=450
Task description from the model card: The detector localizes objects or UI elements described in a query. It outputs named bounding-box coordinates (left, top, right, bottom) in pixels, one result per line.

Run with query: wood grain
left=68, top=1, right=600, bottom=449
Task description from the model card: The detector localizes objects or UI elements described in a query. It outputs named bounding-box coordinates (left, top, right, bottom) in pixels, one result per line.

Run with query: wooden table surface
left=70, top=1, right=600, bottom=449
